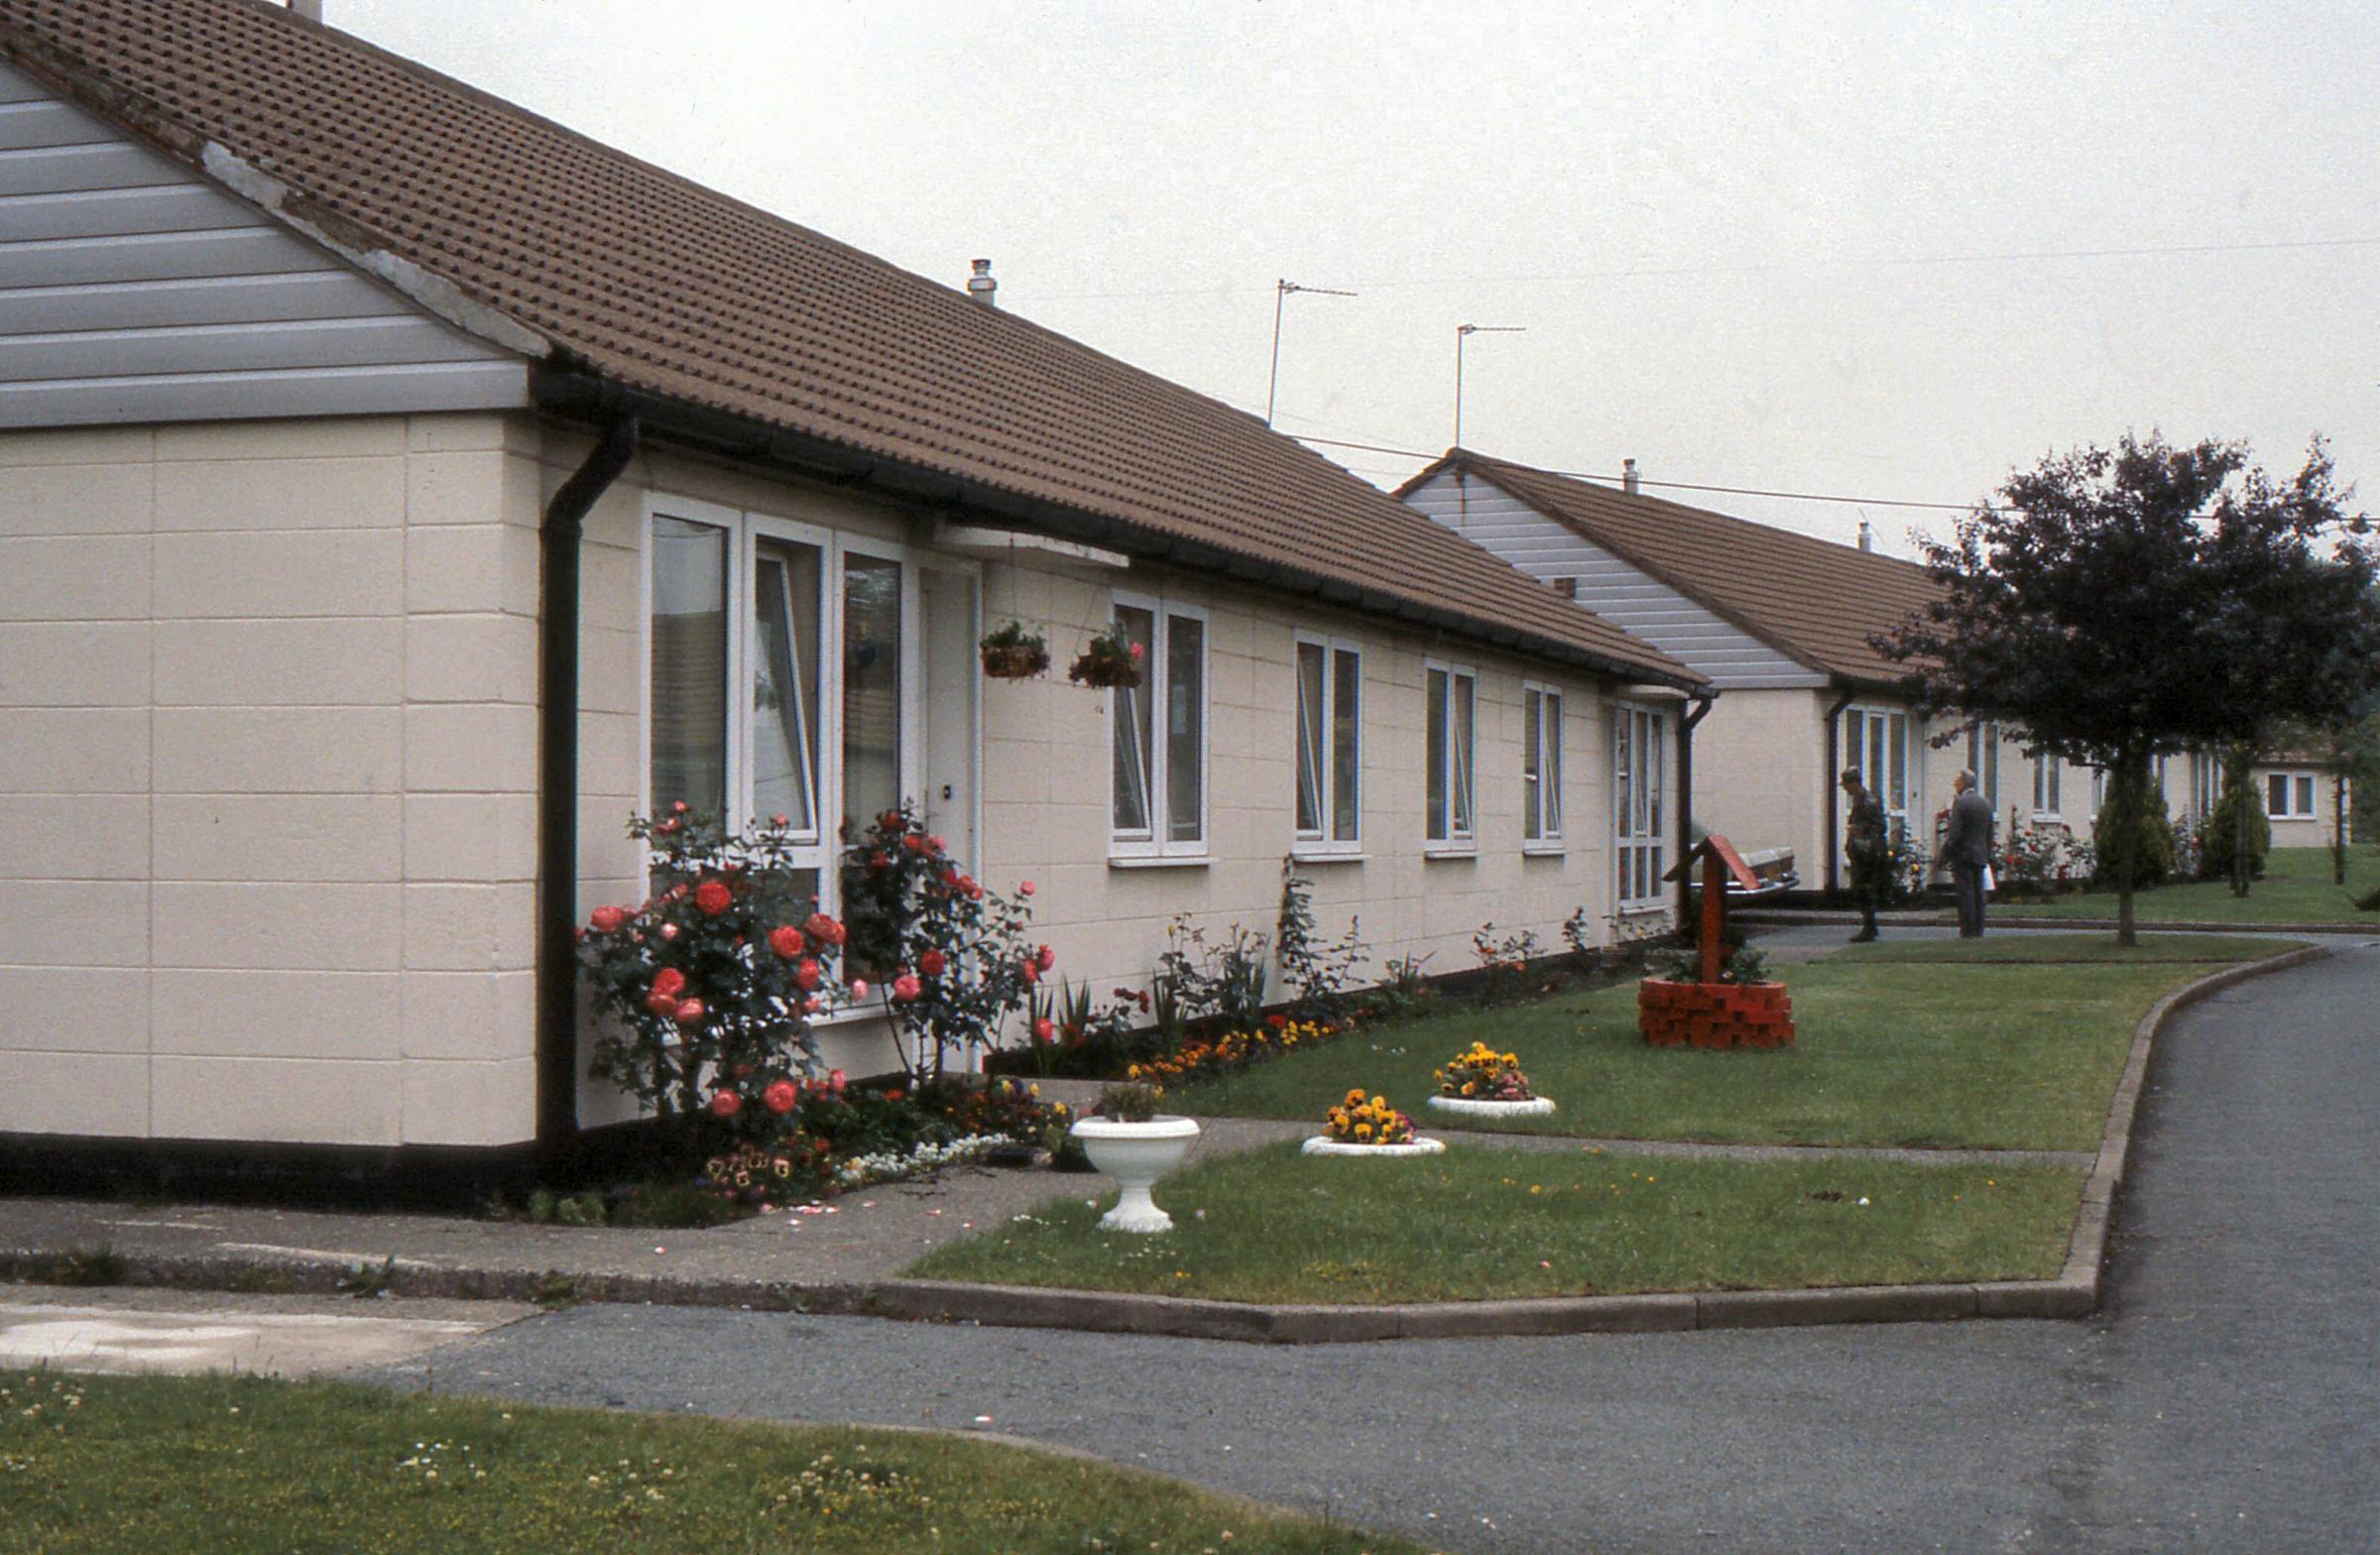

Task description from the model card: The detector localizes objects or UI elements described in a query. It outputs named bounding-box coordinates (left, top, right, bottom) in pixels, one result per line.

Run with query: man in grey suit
left=1938, top=769, right=1996, bottom=938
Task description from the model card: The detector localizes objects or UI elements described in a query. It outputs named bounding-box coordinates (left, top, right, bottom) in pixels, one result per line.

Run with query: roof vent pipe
left=966, top=258, right=997, bottom=306
left=1857, top=518, right=1875, bottom=551
left=1621, top=458, right=1640, bottom=495
left=289, top=0, right=323, bottom=19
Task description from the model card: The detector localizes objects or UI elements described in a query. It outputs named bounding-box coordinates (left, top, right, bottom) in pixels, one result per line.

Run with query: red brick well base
left=1637, top=978, right=1797, bottom=1048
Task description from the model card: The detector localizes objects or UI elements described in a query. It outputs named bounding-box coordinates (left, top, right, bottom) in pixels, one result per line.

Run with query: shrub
left=1276, top=862, right=1368, bottom=1023
left=2091, top=793, right=2177, bottom=889
left=1154, top=915, right=1269, bottom=1032
left=576, top=806, right=846, bottom=1132
left=2202, top=780, right=2272, bottom=881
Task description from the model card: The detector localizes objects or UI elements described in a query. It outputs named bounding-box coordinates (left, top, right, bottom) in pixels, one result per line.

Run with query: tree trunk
left=2115, top=751, right=2140, bottom=948
left=2335, top=769, right=2349, bottom=885
left=2232, top=745, right=2255, bottom=897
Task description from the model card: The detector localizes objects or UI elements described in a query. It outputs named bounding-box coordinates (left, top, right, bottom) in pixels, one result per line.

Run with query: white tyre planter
left=1070, top=1116, right=1200, bottom=1233
left=1426, top=1095, right=1557, bottom=1120
left=1301, top=1136, right=1446, bottom=1157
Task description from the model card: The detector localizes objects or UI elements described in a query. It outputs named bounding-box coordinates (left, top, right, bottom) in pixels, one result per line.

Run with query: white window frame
left=2030, top=751, right=2063, bottom=819
left=1613, top=699, right=1666, bottom=909
left=641, top=495, right=966, bottom=912
left=1422, top=658, right=1478, bottom=853
left=1965, top=720, right=2000, bottom=811
left=2265, top=770, right=2318, bottom=820
left=1841, top=704, right=1914, bottom=846
left=2190, top=750, right=2220, bottom=818
left=1521, top=679, right=1565, bottom=853
left=1108, top=590, right=1210, bottom=862
left=1292, top=632, right=1364, bottom=858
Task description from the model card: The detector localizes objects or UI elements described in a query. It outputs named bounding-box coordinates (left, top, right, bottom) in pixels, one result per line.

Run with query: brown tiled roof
left=1409, top=451, right=1941, bottom=689
left=0, top=0, right=1700, bottom=689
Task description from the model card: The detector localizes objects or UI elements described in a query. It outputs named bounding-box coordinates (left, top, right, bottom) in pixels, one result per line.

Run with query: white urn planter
left=1426, top=1095, right=1557, bottom=1120
left=1070, top=1115, right=1200, bottom=1233
left=1301, top=1136, right=1446, bottom=1157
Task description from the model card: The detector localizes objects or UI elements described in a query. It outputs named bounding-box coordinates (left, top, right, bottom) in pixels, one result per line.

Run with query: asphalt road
left=363, top=944, right=2380, bottom=1554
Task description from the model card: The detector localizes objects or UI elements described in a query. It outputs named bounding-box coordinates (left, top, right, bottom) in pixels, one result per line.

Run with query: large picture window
left=1522, top=682, right=1563, bottom=846
left=1614, top=702, right=1665, bottom=906
left=1423, top=660, right=1476, bottom=848
left=646, top=500, right=975, bottom=913
left=1294, top=635, right=1363, bottom=852
left=1111, top=594, right=1208, bottom=857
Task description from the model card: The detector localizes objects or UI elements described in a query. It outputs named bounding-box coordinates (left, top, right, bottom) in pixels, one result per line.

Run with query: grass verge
left=0, top=1371, right=1435, bottom=1555
left=2012, top=845, right=2378, bottom=924
left=1163, top=935, right=2289, bottom=1151
left=907, top=1140, right=2080, bottom=1303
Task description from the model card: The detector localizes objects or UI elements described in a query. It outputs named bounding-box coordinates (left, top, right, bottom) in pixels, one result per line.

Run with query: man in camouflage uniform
left=1841, top=767, right=1891, bottom=942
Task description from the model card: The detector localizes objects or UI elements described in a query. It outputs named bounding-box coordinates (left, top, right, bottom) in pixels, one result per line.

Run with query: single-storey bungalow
left=1397, top=450, right=2031, bottom=895
left=0, top=0, right=1705, bottom=1185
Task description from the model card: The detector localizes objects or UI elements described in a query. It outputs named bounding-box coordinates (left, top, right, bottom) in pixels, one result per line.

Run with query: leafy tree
left=1876, top=434, right=2379, bottom=943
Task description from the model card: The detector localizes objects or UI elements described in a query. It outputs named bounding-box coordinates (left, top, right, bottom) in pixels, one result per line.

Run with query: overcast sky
left=323, top=0, right=2376, bottom=555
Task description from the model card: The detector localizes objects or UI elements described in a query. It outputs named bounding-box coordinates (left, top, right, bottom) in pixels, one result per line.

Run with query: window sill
left=1290, top=848, right=1368, bottom=865
left=1422, top=845, right=1477, bottom=862
left=1107, top=853, right=1211, bottom=871
left=1521, top=842, right=1567, bottom=859
left=1617, top=902, right=1669, bottom=917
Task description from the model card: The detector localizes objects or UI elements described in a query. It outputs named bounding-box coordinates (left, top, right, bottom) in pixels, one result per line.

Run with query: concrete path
left=344, top=942, right=2379, bottom=1552
left=0, top=1283, right=533, bottom=1378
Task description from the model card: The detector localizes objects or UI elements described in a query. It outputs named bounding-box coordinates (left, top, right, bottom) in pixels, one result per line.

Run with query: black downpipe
left=1678, top=694, right=1716, bottom=920
left=537, top=415, right=641, bottom=1155
left=1822, top=684, right=1856, bottom=896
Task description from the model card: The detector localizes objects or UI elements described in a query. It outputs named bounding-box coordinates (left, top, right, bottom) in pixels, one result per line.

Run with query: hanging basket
left=1068, top=623, right=1144, bottom=689
left=978, top=624, right=1050, bottom=680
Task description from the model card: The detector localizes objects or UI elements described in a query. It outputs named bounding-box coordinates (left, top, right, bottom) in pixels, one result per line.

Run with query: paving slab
left=0, top=1284, right=533, bottom=1377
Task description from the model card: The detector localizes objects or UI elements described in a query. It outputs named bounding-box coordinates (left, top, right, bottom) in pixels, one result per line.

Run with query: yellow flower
left=1355, top=1123, right=1372, bottom=1138
left=1461, top=1082, right=1476, bottom=1096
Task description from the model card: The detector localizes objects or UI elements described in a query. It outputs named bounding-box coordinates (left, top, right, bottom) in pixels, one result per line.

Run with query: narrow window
left=751, top=538, right=821, bottom=838
left=1111, top=605, right=1156, bottom=838
left=1523, top=685, right=1564, bottom=843
left=840, top=553, right=903, bottom=838
left=1295, top=638, right=1365, bottom=850
left=1109, top=598, right=1208, bottom=856
left=1424, top=662, right=1475, bottom=846
left=649, top=515, right=729, bottom=814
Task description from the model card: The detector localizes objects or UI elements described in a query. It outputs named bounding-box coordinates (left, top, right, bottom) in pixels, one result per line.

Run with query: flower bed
left=1122, top=1017, right=1333, bottom=1087
left=1306, top=1088, right=1440, bottom=1154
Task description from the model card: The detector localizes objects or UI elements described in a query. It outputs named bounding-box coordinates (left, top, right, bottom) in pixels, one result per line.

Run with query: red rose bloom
left=1033, top=1017, right=1056, bottom=1043
left=693, top=879, right=733, bottom=916
left=644, top=991, right=679, bottom=1019
left=1036, top=945, right=1056, bottom=972
left=849, top=978, right=871, bottom=1000
left=590, top=904, right=627, bottom=934
left=794, top=958, right=822, bottom=991
left=878, top=810, right=903, bottom=831
left=673, top=998, right=706, bottom=1025
left=1019, top=960, right=1039, bottom=986
left=918, top=949, right=947, bottom=977
left=925, top=834, right=946, bottom=854
left=764, top=1080, right=799, bottom=1115
left=827, top=1068, right=848, bottom=1094
left=1017, top=880, right=1036, bottom=897
left=804, top=913, right=846, bottom=947
left=769, top=925, right=806, bottom=959
left=892, top=973, right=923, bottom=1003
left=708, top=1089, right=740, bottom=1119
left=652, top=967, right=687, bottom=999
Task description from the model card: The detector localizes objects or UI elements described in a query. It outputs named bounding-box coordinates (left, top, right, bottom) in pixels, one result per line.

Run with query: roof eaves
left=536, top=370, right=1707, bottom=692
left=1453, top=455, right=1833, bottom=679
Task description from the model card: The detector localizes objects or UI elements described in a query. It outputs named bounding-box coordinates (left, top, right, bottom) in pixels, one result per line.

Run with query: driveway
left=349, top=942, right=2380, bottom=1552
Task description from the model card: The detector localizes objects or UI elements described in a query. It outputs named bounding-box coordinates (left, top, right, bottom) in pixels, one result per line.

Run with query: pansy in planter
left=979, top=620, right=1051, bottom=680
left=1067, top=620, right=1144, bottom=689
left=1306, top=1088, right=1444, bottom=1156
left=1435, top=1041, right=1536, bottom=1102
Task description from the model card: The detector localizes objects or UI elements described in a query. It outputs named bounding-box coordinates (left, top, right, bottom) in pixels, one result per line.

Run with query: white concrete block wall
left=0, top=413, right=540, bottom=1148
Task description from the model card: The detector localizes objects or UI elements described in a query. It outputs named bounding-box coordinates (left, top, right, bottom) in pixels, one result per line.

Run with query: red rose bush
left=576, top=806, right=846, bottom=1136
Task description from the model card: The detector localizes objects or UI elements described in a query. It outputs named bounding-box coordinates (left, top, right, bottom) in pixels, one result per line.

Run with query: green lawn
left=2015, top=845, right=2379, bottom=924
left=0, top=1371, right=1435, bottom=1555
left=908, top=1140, right=2080, bottom=1303
left=1163, top=935, right=2292, bottom=1152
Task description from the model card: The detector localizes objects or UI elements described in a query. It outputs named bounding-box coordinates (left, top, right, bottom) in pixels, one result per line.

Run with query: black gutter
left=536, top=409, right=641, bottom=1154
left=1821, top=684, right=1856, bottom=896
left=529, top=367, right=1707, bottom=697
left=1678, top=693, right=1716, bottom=920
